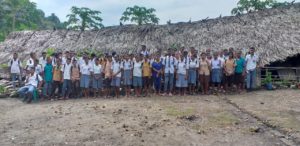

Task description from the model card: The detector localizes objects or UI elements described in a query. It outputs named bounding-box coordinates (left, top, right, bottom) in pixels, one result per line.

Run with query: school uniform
left=62, top=63, right=72, bottom=97
left=80, top=63, right=92, bottom=88
left=133, top=61, right=143, bottom=87
left=188, top=58, right=199, bottom=85
left=8, top=58, right=22, bottom=88
left=17, top=73, right=43, bottom=100
left=122, top=60, right=132, bottom=86
left=162, top=56, right=176, bottom=92
left=35, top=64, right=43, bottom=75
left=176, top=60, right=189, bottom=88
left=111, top=61, right=122, bottom=87
left=152, top=61, right=163, bottom=92
left=211, top=58, right=222, bottom=83
left=26, top=58, right=35, bottom=70
left=39, top=57, right=47, bottom=69
left=92, top=64, right=103, bottom=89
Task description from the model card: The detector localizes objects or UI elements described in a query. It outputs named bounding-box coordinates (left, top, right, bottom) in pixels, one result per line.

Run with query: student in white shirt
left=26, top=52, right=36, bottom=70
left=17, top=67, right=43, bottom=103
left=34, top=59, right=43, bottom=75
left=39, top=52, right=47, bottom=69
left=61, top=58, right=72, bottom=99
left=133, top=55, right=143, bottom=97
left=80, top=57, right=92, bottom=98
left=122, top=55, right=133, bottom=97
left=188, top=54, right=199, bottom=95
left=8, top=53, right=22, bottom=88
left=176, top=56, right=189, bottom=96
left=162, top=49, right=176, bottom=96
left=140, top=45, right=149, bottom=56
left=110, top=56, right=122, bottom=98
left=211, top=51, right=222, bottom=91
left=92, top=58, right=103, bottom=97
left=245, top=47, right=259, bottom=91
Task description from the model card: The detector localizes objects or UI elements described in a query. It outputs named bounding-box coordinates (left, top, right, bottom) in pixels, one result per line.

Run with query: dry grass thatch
left=0, top=4, right=300, bottom=65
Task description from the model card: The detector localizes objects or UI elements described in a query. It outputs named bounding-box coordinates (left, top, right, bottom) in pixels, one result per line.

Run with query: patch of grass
left=165, top=106, right=196, bottom=117
left=208, top=111, right=240, bottom=126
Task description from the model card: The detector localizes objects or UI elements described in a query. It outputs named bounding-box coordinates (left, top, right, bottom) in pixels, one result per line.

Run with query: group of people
left=8, top=45, right=260, bottom=103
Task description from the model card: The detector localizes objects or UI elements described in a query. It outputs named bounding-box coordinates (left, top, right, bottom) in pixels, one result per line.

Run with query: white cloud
left=30, top=0, right=298, bottom=26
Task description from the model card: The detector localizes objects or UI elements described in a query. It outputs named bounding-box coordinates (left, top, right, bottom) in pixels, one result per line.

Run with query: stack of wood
left=0, top=79, right=18, bottom=98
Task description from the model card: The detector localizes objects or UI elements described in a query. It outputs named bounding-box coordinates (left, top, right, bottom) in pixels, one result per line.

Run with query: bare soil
left=1, top=90, right=300, bottom=146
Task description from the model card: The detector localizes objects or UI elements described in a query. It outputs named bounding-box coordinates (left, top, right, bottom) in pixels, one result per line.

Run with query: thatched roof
left=0, top=3, right=300, bottom=65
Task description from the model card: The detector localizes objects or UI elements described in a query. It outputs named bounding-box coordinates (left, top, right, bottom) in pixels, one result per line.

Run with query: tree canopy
left=0, top=0, right=64, bottom=41
left=120, top=5, right=159, bottom=25
left=66, top=6, right=104, bottom=31
left=231, top=0, right=291, bottom=15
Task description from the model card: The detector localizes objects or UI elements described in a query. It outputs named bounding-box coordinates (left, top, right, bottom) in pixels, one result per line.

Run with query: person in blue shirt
left=151, top=56, right=163, bottom=96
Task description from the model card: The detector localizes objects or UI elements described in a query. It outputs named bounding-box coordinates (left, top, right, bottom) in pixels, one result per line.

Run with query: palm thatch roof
left=0, top=3, right=300, bottom=65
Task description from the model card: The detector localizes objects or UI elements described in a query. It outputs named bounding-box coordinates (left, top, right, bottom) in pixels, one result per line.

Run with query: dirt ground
left=0, top=90, right=300, bottom=146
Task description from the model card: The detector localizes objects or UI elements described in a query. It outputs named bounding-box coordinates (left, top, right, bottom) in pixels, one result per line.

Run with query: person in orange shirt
left=142, top=55, right=152, bottom=97
left=51, top=59, right=63, bottom=99
left=103, top=55, right=112, bottom=98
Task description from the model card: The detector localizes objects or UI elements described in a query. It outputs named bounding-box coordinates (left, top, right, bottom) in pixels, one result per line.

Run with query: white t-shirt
left=39, top=57, right=47, bottom=69
left=26, top=58, right=35, bottom=69
left=93, top=64, right=102, bottom=74
left=189, top=59, right=199, bottom=69
left=123, top=60, right=132, bottom=70
left=177, top=61, right=189, bottom=75
left=163, top=56, right=176, bottom=74
left=8, top=59, right=21, bottom=74
left=245, top=54, right=259, bottom=71
left=80, top=63, right=92, bottom=75
left=62, top=63, right=72, bottom=80
left=111, top=62, right=122, bottom=78
left=141, top=50, right=149, bottom=56
left=61, top=57, right=67, bottom=65
left=26, top=73, right=43, bottom=87
left=133, top=61, right=143, bottom=77
left=35, top=64, right=43, bottom=75
left=211, top=58, right=222, bottom=69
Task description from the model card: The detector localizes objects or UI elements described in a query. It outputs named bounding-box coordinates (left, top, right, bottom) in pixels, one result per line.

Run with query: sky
left=30, top=0, right=297, bottom=26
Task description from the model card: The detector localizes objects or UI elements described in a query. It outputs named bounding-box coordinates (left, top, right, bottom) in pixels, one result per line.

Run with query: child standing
left=188, top=54, right=199, bottom=95
left=211, top=52, right=222, bottom=92
left=199, top=53, right=211, bottom=95
left=151, top=56, right=163, bottom=95
left=43, top=57, right=53, bottom=99
left=224, top=52, right=236, bottom=92
left=52, top=59, right=63, bottom=99
left=61, top=58, right=72, bottom=99
left=92, top=58, right=103, bottom=97
left=103, top=56, right=112, bottom=98
left=176, top=56, right=189, bottom=96
left=122, top=55, right=132, bottom=97
left=133, top=55, right=143, bottom=97
left=80, top=57, right=92, bottom=98
left=71, top=59, right=81, bottom=98
left=142, top=55, right=152, bottom=97
left=8, top=53, right=22, bottom=88
left=111, top=56, right=122, bottom=98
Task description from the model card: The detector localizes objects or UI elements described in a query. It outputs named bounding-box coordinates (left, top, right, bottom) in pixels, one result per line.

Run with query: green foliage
left=231, top=0, right=291, bottom=15
left=262, top=71, right=272, bottom=84
left=46, top=48, right=56, bottom=57
left=170, top=43, right=180, bottom=51
left=120, top=5, right=159, bottom=25
left=0, top=0, right=64, bottom=42
left=66, top=6, right=104, bottom=31
left=0, top=85, right=6, bottom=94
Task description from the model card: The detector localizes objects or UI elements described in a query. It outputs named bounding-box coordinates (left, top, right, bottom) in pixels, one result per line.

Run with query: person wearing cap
left=17, top=67, right=43, bottom=103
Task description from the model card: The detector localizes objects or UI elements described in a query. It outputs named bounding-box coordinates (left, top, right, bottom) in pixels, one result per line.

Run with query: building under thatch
left=0, top=3, right=300, bottom=66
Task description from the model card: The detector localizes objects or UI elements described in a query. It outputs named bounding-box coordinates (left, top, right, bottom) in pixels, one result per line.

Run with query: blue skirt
left=80, top=74, right=90, bottom=88
left=176, top=74, right=188, bottom=88
left=211, top=69, right=221, bottom=83
left=123, top=70, right=132, bottom=85
left=188, top=69, right=197, bottom=85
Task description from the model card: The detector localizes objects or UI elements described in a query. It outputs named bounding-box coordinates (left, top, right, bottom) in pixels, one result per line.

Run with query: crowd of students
left=8, top=45, right=260, bottom=103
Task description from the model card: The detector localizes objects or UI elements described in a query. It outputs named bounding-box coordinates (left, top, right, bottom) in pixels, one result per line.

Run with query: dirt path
left=0, top=90, right=299, bottom=146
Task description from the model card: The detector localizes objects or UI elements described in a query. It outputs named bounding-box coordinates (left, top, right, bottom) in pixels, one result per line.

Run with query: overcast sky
left=30, top=0, right=297, bottom=26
